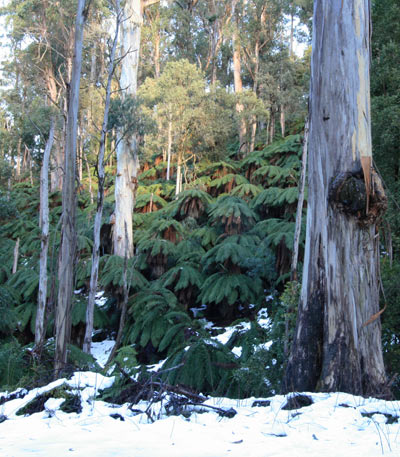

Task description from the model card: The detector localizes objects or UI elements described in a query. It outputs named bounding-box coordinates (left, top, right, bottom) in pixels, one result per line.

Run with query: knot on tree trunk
left=328, top=167, right=387, bottom=225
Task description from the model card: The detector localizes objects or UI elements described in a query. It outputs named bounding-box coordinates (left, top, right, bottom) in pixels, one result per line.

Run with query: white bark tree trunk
left=113, top=0, right=142, bottom=258
left=283, top=0, right=388, bottom=396
left=83, top=1, right=121, bottom=354
left=55, top=0, right=86, bottom=376
left=231, top=0, right=246, bottom=154
left=35, top=117, right=56, bottom=352
left=166, top=118, right=172, bottom=181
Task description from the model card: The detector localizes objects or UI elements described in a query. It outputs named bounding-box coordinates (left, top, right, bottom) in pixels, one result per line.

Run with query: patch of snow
left=0, top=372, right=399, bottom=457
left=95, top=291, right=108, bottom=307
left=91, top=340, right=115, bottom=368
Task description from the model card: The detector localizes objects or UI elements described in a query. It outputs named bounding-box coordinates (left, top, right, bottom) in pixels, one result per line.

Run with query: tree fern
left=8, top=263, right=39, bottom=302
left=0, top=285, right=18, bottom=336
left=138, top=238, right=177, bottom=258
left=200, top=160, right=238, bottom=177
left=251, top=186, right=299, bottom=208
left=16, top=301, right=37, bottom=334
left=173, top=188, right=214, bottom=220
left=252, top=165, right=298, bottom=186
left=161, top=338, right=237, bottom=394
left=161, top=262, right=205, bottom=291
left=192, top=226, right=218, bottom=248
left=0, top=238, right=14, bottom=282
left=135, top=192, right=167, bottom=212
left=199, top=272, right=262, bottom=307
left=208, top=173, right=249, bottom=195
left=230, top=183, right=263, bottom=199
left=126, top=284, right=188, bottom=352
left=208, top=196, right=258, bottom=234
left=100, top=255, right=149, bottom=290
left=252, top=218, right=305, bottom=250
left=201, top=240, right=253, bottom=271
left=174, top=239, right=205, bottom=263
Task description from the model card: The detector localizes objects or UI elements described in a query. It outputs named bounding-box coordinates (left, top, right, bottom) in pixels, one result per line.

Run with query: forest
left=0, top=0, right=399, bottom=403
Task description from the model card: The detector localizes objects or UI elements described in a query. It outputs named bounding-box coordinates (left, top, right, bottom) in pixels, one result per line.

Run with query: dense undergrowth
left=0, top=134, right=399, bottom=400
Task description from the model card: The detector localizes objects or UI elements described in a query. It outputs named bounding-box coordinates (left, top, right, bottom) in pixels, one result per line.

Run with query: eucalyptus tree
left=4, top=0, right=78, bottom=190
left=112, top=0, right=151, bottom=257
left=83, top=0, right=121, bottom=355
left=54, top=0, right=87, bottom=375
left=34, top=115, right=56, bottom=353
left=283, top=0, right=388, bottom=396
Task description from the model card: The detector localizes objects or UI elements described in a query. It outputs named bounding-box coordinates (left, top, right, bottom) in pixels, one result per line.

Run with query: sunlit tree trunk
left=283, top=0, right=388, bottom=397
left=35, top=116, right=56, bottom=353
left=231, top=0, right=246, bottom=153
left=113, top=0, right=142, bottom=258
left=55, top=0, right=86, bottom=376
left=166, top=116, right=172, bottom=181
left=83, top=1, right=121, bottom=354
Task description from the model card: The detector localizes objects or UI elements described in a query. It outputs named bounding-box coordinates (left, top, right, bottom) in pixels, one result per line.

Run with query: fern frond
left=199, top=272, right=262, bottom=306
left=251, top=186, right=299, bottom=208
left=161, top=262, right=205, bottom=291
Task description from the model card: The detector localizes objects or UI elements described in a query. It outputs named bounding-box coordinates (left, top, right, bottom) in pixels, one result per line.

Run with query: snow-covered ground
left=0, top=368, right=399, bottom=457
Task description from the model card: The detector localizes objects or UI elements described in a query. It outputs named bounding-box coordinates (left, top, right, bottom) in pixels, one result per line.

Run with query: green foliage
left=208, top=173, right=249, bottom=193
left=126, top=283, right=186, bottom=353
left=8, top=261, right=39, bottom=302
left=230, top=183, right=263, bottom=199
left=135, top=192, right=167, bottom=211
left=173, top=188, right=214, bottom=220
left=208, top=196, right=257, bottom=234
left=162, top=338, right=237, bottom=394
left=380, top=259, right=400, bottom=398
left=202, top=238, right=254, bottom=271
left=252, top=186, right=299, bottom=208
left=100, top=255, right=149, bottom=290
left=0, top=286, right=18, bottom=336
left=113, top=345, right=138, bottom=375
left=161, top=262, right=204, bottom=292
left=71, top=295, right=109, bottom=329
left=199, top=272, right=262, bottom=307
left=252, top=218, right=297, bottom=249
left=0, top=340, right=30, bottom=389
left=108, top=95, right=154, bottom=138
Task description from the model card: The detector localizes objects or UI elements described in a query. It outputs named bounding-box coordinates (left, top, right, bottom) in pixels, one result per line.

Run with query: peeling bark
left=113, top=0, right=142, bottom=258
left=54, top=0, right=86, bottom=376
left=283, top=0, right=387, bottom=397
left=35, top=117, right=56, bottom=353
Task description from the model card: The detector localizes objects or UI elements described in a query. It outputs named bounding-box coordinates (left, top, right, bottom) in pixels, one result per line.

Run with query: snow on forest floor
left=0, top=319, right=399, bottom=457
left=0, top=368, right=399, bottom=457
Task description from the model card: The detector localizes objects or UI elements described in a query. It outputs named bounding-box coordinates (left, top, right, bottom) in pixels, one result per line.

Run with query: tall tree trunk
left=280, top=105, right=285, bottom=137
left=35, top=117, right=56, bottom=353
left=12, top=238, right=19, bottom=274
left=55, top=0, right=87, bottom=376
left=291, top=118, right=308, bottom=282
left=283, top=0, right=388, bottom=397
left=113, top=0, right=142, bottom=258
left=166, top=117, right=172, bottom=181
left=231, top=0, right=246, bottom=153
left=83, top=0, right=121, bottom=354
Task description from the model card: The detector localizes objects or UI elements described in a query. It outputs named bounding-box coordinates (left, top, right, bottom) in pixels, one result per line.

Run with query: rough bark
left=54, top=0, right=86, bottom=376
left=113, top=0, right=142, bottom=258
left=83, top=1, right=121, bottom=354
left=283, top=0, right=387, bottom=397
left=35, top=116, right=56, bottom=352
